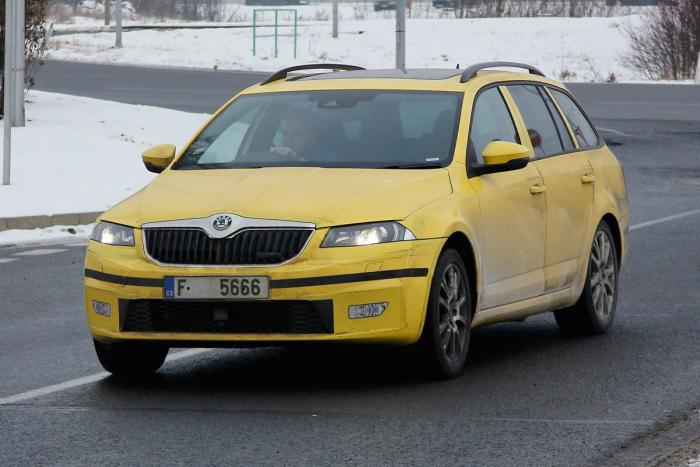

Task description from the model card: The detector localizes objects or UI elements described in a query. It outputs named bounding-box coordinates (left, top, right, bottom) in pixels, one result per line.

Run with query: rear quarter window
left=550, top=88, right=600, bottom=149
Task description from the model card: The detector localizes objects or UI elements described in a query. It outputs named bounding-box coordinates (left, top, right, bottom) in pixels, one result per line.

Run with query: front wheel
left=554, top=220, right=619, bottom=335
left=416, top=248, right=471, bottom=379
left=94, top=340, right=168, bottom=377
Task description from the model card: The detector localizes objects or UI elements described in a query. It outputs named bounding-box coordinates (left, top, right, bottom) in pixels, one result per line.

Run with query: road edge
left=0, top=211, right=101, bottom=231
left=593, top=405, right=700, bottom=466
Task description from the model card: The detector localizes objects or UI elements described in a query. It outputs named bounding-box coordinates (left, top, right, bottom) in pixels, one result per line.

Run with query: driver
left=270, top=110, right=335, bottom=162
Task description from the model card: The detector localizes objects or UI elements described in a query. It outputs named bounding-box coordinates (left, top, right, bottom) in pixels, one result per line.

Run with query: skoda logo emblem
left=213, top=215, right=233, bottom=231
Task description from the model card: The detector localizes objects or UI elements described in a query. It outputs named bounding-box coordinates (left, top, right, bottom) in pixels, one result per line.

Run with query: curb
left=0, top=212, right=102, bottom=232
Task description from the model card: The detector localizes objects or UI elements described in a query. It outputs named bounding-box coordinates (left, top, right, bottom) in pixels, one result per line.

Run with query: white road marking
left=0, top=258, right=17, bottom=264
left=1, top=210, right=699, bottom=406
left=598, top=126, right=633, bottom=137
left=597, top=126, right=652, bottom=140
left=13, top=248, right=67, bottom=256
left=630, top=209, right=700, bottom=231
left=0, top=348, right=210, bottom=406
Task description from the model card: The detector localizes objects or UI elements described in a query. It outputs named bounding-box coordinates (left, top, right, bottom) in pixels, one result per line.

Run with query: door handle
left=530, top=184, right=546, bottom=194
left=581, top=174, right=595, bottom=184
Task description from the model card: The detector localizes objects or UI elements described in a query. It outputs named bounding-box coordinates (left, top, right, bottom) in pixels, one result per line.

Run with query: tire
left=416, top=248, right=472, bottom=379
left=554, top=220, right=619, bottom=335
left=94, top=340, right=168, bottom=377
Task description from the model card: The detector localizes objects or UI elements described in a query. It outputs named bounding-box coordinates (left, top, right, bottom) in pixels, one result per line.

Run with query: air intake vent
left=144, top=229, right=313, bottom=266
left=121, top=299, right=334, bottom=334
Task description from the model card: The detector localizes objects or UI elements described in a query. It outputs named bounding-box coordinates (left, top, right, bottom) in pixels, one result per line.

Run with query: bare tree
left=625, top=0, right=700, bottom=80
left=1, top=0, right=51, bottom=115
left=130, top=0, right=223, bottom=21
left=451, top=0, right=617, bottom=18
left=202, top=0, right=224, bottom=22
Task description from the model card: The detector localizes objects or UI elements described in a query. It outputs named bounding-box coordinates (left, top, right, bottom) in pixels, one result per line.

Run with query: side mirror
left=472, top=141, right=531, bottom=176
left=142, top=144, right=176, bottom=173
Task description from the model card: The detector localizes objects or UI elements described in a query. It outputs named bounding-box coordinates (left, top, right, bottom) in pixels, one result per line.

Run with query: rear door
left=467, top=86, right=546, bottom=309
left=506, top=84, right=594, bottom=293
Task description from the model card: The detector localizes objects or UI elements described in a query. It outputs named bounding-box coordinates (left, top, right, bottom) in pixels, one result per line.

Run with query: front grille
left=120, top=299, right=334, bottom=334
left=144, top=229, right=313, bottom=266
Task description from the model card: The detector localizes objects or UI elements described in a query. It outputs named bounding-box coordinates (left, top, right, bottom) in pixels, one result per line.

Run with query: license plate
left=164, top=276, right=269, bottom=300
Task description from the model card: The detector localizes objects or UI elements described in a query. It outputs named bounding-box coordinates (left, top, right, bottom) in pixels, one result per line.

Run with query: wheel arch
left=600, top=212, right=622, bottom=268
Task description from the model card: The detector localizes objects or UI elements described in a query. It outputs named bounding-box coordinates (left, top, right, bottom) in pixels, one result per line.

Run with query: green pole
left=274, top=10, right=278, bottom=58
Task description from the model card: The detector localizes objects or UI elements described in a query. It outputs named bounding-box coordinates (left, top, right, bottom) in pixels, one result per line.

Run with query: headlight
left=321, top=222, right=416, bottom=247
left=90, top=221, right=135, bottom=246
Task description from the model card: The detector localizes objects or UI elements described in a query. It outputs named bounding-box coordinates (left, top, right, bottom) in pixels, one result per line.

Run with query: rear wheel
left=94, top=340, right=168, bottom=377
left=554, top=221, right=619, bottom=335
left=417, top=248, right=471, bottom=379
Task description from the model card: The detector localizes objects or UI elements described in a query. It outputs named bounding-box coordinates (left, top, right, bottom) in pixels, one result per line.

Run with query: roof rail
left=460, top=62, right=545, bottom=83
left=261, top=64, right=366, bottom=85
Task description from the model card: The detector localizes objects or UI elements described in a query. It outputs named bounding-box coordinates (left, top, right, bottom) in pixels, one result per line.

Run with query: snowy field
left=0, top=91, right=208, bottom=219
left=48, top=13, right=649, bottom=82
left=56, top=1, right=640, bottom=24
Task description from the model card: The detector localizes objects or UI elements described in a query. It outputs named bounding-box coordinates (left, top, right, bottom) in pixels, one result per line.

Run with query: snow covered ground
left=0, top=91, right=208, bottom=219
left=0, top=224, right=94, bottom=246
left=48, top=13, right=648, bottom=82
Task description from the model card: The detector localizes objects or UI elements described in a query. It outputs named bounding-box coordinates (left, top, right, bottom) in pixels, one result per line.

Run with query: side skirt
left=472, top=287, right=573, bottom=328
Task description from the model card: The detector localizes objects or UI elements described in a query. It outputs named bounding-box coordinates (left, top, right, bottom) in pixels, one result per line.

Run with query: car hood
left=103, top=167, right=453, bottom=228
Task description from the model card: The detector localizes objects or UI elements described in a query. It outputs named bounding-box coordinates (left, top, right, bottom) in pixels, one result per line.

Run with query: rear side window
left=507, top=85, right=564, bottom=158
left=541, top=89, right=575, bottom=152
left=549, top=88, right=600, bottom=149
left=468, top=87, right=520, bottom=166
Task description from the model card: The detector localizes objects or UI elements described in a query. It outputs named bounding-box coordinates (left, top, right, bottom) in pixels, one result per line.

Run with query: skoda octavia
left=84, top=63, right=628, bottom=378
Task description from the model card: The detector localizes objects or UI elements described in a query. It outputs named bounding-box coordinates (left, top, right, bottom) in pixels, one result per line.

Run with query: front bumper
left=84, top=233, right=443, bottom=346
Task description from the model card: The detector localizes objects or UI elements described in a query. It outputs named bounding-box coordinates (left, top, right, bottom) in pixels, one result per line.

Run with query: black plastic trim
left=85, top=269, right=163, bottom=287
left=85, top=267, right=429, bottom=289
left=118, top=298, right=334, bottom=334
left=470, top=156, right=530, bottom=177
left=269, top=268, right=429, bottom=288
left=95, top=339, right=340, bottom=348
left=143, top=161, right=166, bottom=174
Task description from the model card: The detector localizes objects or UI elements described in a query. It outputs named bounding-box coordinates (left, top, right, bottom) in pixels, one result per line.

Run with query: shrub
left=625, top=0, right=700, bottom=80
left=130, top=0, right=224, bottom=21
left=452, top=0, right=617, bottom=18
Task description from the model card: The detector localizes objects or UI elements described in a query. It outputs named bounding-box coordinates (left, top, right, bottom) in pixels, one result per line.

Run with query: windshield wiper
left=178, top=163, right=264, bottom=170
left=379, top=162, right=444, bottom=169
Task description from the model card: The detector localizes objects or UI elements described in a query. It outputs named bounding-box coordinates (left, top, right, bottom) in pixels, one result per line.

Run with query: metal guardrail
left=51, top=22, right=312, bottom=37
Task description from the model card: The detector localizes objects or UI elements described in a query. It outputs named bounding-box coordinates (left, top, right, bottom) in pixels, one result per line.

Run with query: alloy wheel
left=590, top=230, right=616, bottom=322
left=438, top=263, right=469, bottom=362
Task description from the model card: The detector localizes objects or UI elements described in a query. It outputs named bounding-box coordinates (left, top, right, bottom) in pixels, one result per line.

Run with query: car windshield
left=173, top=90, right=462, bottom=170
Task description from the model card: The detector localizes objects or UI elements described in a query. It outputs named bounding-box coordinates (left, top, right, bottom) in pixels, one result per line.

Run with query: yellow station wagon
left=85, top=62, right=629, bottom=378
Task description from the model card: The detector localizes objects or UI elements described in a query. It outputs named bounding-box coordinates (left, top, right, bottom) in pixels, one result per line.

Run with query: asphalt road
left=34, top=60, right=266, bottom=113
left=2, top=61, right=699, bottom=466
